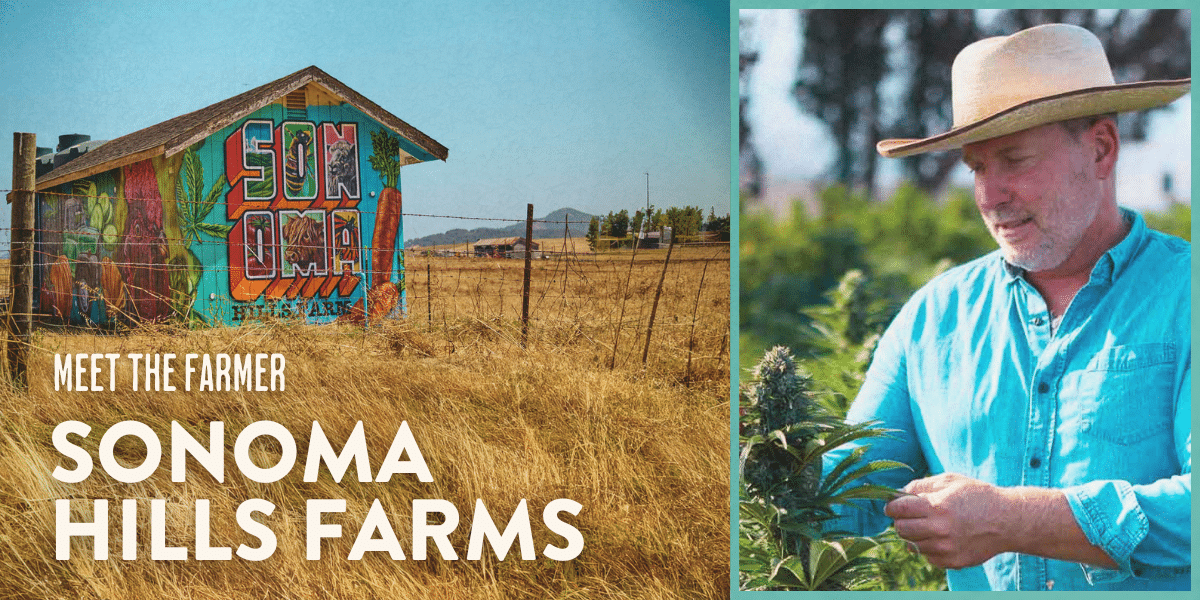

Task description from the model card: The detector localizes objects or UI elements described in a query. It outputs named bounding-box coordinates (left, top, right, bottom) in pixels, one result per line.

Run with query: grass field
left=403, top=245, right=729, bottom=379
left=413, top=237, right=596, bottom=255
left=0, top=247, right=730, bottom=599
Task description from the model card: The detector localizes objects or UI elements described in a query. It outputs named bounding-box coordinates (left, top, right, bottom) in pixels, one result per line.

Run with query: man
left=824, top=23, right=1190, bottom=591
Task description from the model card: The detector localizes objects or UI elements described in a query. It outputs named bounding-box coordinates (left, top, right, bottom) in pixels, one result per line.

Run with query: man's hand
left=884, top=473, right=1010, bottom=569
left=885, top=473, right=1118, bottom=571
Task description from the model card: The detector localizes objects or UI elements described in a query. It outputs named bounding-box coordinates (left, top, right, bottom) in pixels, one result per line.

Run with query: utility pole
left=645, top=172, right=650, bottom=216
left=642, top=172, right=650, bottom=245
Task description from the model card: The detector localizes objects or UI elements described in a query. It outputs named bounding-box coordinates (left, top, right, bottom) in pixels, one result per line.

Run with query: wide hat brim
left=877, top=78, right=1190, bottom=158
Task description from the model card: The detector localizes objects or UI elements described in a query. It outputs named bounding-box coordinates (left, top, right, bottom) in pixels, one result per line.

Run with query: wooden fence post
left=427, top=263, right=432, bottom=329
left=641, top=239, right=674, bottom=366
left=684, top=253, right=713, bottom=384
left=521, top=203, right=533, bottom=347
left=610, top=229, right=641, bottom=369
left=8, top=132, right=36, bottom=389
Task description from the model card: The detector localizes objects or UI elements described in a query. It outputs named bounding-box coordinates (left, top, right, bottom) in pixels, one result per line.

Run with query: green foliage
left=245, top=152, right=275, bottom=198
left=173, top=146, right=231, bottom=326
left=368, top=129, right=402, bottom=189
left=802, top=271, right=948, bottom=590
left=862, top=530, right=949, bottom=591
left=73, top=179, right=118, bottom=254
left=1144, top=202, right=1191, bottom=242
left=739, top=185, right=976, bottom=590
left=608, top=209, right=630, bottom=238
left=704, top=210, right=731, bottom=241
left=177, top=147, right=232, bottom=245
left=664, top=205, right=706, bottom=238
left=740, top=184, right=994, bottom=367
left=585, top=216, right=600, bottom=251
left=738, top=346, right=909, bottom=591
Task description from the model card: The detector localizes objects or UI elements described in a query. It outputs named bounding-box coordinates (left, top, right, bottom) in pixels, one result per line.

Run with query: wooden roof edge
left=36, top=145, right=165, bottom=190
left=35, top=66, right=447, bottom=189
left=161, top=70, right=319, bottom=158
left=304, top=68, right=449, bottom=161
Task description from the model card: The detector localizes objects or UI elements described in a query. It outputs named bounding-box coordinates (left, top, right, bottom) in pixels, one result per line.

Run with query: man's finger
left=884, top=493, right=932, bottom=519
left=903, top=475, right=949, bottom=495
left=892, top=516, right=940, bottom=542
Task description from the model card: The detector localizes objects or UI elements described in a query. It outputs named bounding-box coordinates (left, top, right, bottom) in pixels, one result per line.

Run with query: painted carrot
left=367, top=130, right=404, bottom=318
left=47, top=255, right=73, bottom=320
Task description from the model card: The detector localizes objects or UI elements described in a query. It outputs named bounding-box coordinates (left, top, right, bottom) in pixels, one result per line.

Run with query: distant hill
left=406, top=207, right=595, bottom=248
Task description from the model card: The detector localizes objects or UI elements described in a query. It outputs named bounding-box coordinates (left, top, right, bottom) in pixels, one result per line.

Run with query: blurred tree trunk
left=793, top=10, right=890, bottom=199
left=740, top=15, right=763, bottom=198
left=894, top=10, right=979, bottom=192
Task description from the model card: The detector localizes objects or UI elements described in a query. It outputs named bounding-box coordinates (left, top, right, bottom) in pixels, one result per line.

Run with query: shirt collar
left=1000, top=207, right=1143, bottom=286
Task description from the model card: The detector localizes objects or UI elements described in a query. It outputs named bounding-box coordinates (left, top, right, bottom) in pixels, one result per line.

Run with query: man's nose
left=974, top=171, right=1012, bottom=212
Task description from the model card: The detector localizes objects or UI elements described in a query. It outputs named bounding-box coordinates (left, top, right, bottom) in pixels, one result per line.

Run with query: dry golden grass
left=0, top=258, right=10, bottom=298
left=0, top=247, right=730, bottom=600
left=404, top=245, right=730, bottom=380
left=413, top=237, right=593, bottom=254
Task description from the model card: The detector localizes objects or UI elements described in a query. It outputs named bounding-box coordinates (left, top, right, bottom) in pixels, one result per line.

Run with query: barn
left=33, top=66, right=447, bottom=326
left=472, top=237, right=539, bottom=258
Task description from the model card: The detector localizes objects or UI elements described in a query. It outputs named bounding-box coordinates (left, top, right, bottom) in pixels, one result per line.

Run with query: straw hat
left=876, top=23, right=1190, bottom=158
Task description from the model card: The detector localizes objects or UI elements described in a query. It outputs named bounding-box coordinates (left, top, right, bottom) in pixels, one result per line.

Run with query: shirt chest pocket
left=1059, top=343, right=1178, bottom=446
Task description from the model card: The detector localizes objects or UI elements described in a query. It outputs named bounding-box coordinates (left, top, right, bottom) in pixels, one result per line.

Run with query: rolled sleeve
left=1063, top=365, right=1191, bottom=585
left=1063, top=479, right=1147, bottom=583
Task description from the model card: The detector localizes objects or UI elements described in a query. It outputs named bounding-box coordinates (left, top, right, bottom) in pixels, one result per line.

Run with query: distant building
left=473, top=237, right=539, bottom=257
left=635, top=226, right=672, bottom=249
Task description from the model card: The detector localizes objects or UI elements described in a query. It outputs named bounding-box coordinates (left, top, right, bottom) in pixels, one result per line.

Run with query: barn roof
left=36, top=65, right=448, bottom=190
left=473, top=237, right=530, bottom=246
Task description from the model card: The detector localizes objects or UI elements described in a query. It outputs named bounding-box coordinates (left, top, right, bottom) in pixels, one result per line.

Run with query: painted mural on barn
left=36, top=99, right=421, bottom=326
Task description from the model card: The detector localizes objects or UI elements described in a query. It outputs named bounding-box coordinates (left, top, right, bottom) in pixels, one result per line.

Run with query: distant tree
left=741, top=15, right=763, bottom=197
left=650, top=209, right=666, bottom=231
left=610, top=209, right=630, bottom=239
left=632, top=209, right=645, bottom=236
left=891, top=11, right=981, bottom=192
left=586, top=216, right=600, bottom=251
left=706, top=210, right=731, bottom=241
left=665, top=206, right=705, bottom=238
left=793, top=10, right=891, bottom=197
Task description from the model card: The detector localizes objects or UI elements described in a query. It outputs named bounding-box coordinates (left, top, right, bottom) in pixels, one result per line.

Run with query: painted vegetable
left=116, top=161, right=170, bottom=321
left=47, top=255, right=73, bottom=320
left=100, top=257, right=126, bottom=318
left=367, top=129, right=403, bottom=317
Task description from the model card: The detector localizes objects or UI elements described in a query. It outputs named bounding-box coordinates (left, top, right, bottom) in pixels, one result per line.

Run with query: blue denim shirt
left=825, top=210, right=1191, bottom=591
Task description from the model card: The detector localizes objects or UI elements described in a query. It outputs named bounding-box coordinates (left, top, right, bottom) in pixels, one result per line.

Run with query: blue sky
left=0, top=0, right=730, bottom=240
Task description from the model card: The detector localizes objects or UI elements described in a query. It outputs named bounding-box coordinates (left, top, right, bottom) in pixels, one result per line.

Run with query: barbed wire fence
left=1, top=181, right=731, bottom=388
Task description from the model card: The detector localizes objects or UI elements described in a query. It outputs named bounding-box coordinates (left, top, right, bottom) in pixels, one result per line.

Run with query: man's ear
left=1091, top=118, right=1119, bottom=179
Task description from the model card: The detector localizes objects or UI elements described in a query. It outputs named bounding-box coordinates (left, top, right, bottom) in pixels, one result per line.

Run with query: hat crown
left=951, top=24, right=1117, bottom=128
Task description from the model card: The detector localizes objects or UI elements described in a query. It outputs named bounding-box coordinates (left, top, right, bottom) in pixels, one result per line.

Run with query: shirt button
left=1030, top=457, right=1042, bottom=468
left=1038, top=382, right=1050, bottom=393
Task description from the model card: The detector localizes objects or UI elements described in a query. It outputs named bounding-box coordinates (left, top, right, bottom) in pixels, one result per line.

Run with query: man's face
left=961, top=122, right=1101, bottom=272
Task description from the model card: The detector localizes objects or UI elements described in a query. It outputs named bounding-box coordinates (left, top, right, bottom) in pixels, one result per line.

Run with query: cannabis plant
left=738, top=346, right=906, bottom=591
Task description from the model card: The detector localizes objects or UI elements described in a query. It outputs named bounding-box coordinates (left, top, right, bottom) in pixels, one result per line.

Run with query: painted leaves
left=177, top=147, right=232, bottom=243
left=74, top=178, right=122, bottom=253
left=367, top=129, right=401, bottom=189
left=173, top=146, right=230, bottom=323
